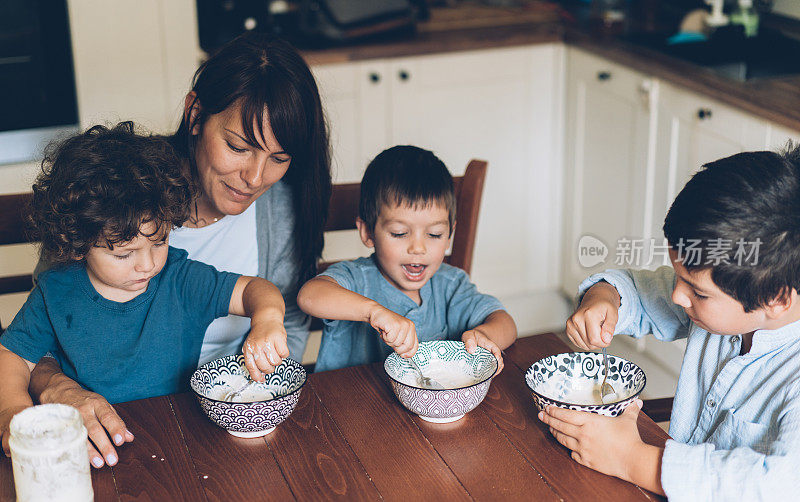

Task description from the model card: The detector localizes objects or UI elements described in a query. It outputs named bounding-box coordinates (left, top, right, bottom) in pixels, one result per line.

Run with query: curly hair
left=29, top=122, right=194, bottom=264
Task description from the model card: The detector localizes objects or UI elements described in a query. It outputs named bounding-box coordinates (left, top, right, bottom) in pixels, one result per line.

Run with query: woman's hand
left=462, top=328, right=504, bottom=374
left=243, top=319, right=290, bottom=381
left=0, top=404, right=32, bottom=456
left=368, top=306, right=418, bottom=358
left=33, top=359, right=133, bottom=468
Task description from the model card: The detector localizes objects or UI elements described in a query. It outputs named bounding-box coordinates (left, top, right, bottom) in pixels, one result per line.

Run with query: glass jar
left=9, top=404, right=93, bottom=502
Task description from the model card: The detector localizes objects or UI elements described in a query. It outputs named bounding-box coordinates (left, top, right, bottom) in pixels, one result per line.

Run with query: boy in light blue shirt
left=298, top=146, right=517, bottom=372
left=540, top=146, right=800, bottom=500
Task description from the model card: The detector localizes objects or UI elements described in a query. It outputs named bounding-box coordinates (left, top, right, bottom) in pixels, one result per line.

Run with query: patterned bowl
left=190, top=355, right=306, bottom=438
left=384, top=340, right=498, bottom=423
left=525, top=351, right=646, bottom=417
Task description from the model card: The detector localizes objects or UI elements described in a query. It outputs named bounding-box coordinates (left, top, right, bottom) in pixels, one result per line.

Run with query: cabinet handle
left=597, top=71, right=612, bottom=81
left=369, top=72, right=381, bottom=83
left=398, top=70, right=410, bottom=81
left=697, top=108, right=713, bottom=120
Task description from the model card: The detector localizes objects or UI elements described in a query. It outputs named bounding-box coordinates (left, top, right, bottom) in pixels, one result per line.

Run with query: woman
left=27, top=32, right=331, bottom=469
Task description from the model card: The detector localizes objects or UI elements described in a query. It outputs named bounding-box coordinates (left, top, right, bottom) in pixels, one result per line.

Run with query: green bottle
left=730, top=0, right=759, bottom=38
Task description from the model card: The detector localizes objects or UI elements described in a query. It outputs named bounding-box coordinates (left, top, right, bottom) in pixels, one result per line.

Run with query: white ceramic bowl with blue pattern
left=384, top=340, right=498, bottom=423
left=525, top=351, right=646, bottom=417
left=190, top=355, right=306, bottom=437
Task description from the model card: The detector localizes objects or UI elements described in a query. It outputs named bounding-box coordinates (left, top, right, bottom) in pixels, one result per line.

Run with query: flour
left=538, top=375, right=631, bottom=405
left=400, top=359, right=480, bottom=389
left=207, top=374, right=281, bottom=402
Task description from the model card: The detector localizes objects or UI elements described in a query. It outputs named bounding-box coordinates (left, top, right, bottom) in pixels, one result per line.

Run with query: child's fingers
left=600, top=309, right=618, bottom=345
left=585, top=310, right=607, bottom=348
left=538, top=409, right=583, bottom=437
left=463, top=332, right=478, bottom=353
left=566, top=317, right=590, bottom=350
left=87, top=442, right=105, bottom=469
left=549, top=426, right=581, bottom=452
left=274, top=336, right=290, bottom=360
left=243, top=347, right=265, bottom=382
left=253, top=348, right=277, bottom=375
left=543, top=404, right=590, bottom=426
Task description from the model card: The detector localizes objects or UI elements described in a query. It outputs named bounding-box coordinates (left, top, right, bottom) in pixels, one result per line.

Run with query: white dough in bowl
left=206, top=374, right=281, bottom=402
left=399, top=359, right=480, bottom=389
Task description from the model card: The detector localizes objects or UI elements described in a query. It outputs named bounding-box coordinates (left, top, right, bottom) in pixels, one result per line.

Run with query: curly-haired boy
left=0, top=123, right=289, bottom=456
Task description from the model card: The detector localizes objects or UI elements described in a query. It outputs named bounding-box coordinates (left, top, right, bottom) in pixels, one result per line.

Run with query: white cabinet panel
left=649, top=83, right=769, bottom=244
left=767, top=125, right=800, bottom=150
left=561, top=49, right=652, bottom=295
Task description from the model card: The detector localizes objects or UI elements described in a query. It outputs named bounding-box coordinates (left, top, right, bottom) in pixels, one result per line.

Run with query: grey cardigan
left=254, top=180, right=311, bottom=360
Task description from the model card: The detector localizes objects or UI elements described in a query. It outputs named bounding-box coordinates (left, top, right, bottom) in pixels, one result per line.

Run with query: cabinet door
left=387, top=45, right=563, bottom=297
left=561, top=49, right=653, bottom=295
left=649, top=84, right=770, bottom=247
left=767, top=124, right=800, bottom=150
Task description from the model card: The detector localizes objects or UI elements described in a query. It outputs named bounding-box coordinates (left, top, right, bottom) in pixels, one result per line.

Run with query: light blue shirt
left=315, top=255, right=504, bottom=372
left=579, top=267, right=800, bottom=501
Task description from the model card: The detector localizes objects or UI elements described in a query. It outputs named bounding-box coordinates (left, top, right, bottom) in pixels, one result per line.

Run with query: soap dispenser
left=731, top=0, right=759, bottom=38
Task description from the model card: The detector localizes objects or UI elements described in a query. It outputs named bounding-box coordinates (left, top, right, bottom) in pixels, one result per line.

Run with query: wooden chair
left=310, top=159, right=488, bottom=332
left=0, top=192, right=35, bottom=331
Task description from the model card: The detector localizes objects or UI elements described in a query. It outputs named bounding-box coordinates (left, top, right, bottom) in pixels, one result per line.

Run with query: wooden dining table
left=0, top=333, right=669, bottom=501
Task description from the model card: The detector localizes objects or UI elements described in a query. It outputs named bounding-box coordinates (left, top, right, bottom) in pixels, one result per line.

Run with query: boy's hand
left=368, top=306, right=418, bottom=358
left=566, top=282, right=621, bottom=350
left=243, top=319, right=290, bottom=382
left=462, top=329, right=504, bottom=374
left=538, top=400, right=644, bottom=479
left=0, top=404, right=32, bottom=456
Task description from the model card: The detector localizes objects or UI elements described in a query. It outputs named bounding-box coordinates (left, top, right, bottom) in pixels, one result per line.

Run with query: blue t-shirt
left=0, top=247, right=240, bottom=403
left=315, top=255, right=504, bottom=372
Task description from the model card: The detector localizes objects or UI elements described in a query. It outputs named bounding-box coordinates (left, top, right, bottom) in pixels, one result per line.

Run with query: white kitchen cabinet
left=561, top=48, right=654, bottom=296
left=648, top=82, right=770, bottom=246
left=314, top=45, right=569, bottom=333
left=67, top=0, right=201, bottom=133
left=767, top=124, right=800, bottom=150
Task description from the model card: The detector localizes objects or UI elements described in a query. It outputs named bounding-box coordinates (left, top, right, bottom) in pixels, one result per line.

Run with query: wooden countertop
left=300, top=4, right=800, bottom=133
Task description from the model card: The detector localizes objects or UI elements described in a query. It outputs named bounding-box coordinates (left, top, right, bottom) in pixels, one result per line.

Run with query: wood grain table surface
left=0, top=333, right=669, bottom=501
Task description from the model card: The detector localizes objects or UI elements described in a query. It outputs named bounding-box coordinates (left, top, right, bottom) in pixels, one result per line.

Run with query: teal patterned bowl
left=384, top=340, right=498, bottom=423
left=525, top=352, right=646, bottom=417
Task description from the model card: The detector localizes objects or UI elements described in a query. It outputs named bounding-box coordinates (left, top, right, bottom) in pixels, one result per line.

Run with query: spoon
left=222, top=379, right=256, bottom=402
left=600, top=347, right=617, bottom=402
left=409, top=358, right=444, bottom=390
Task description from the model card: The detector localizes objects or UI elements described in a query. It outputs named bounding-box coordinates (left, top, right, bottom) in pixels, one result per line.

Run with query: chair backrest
left=311, top=159, right=487, bottom=332
left=0, top=192, right=35, bottom=296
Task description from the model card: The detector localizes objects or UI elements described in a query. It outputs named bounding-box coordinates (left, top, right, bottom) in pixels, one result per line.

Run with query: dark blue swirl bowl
left=190, top=355, right=306, bottom=437
left=525, top=351, right=646, bottom=417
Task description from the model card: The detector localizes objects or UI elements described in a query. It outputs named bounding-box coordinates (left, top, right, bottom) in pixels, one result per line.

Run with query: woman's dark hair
left=663, top=143, right=800, bottom=312
left=171, top=32, right=331, bottom=286
left=29, top=122, right=193, bottom=264
left=359, top=145, right=456, bottom=233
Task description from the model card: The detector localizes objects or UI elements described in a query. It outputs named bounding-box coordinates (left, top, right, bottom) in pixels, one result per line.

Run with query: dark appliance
left=197, top=0, right=424, bottom=52
left=0, top=0, right=79, bottom=165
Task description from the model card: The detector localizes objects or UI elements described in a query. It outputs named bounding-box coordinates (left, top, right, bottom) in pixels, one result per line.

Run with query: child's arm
left=571, top=267, right=691, bottom=350
left=539, top=400, right=666, bottom=495
left=298, top=276, right=418, bottom=358
left=0, top=344, right=36, bottom=456
left=566, top=281, right=621, bottom=350
left=461, top=310, right=516, bottom=374
left=228, top=276, right=289, bottom=381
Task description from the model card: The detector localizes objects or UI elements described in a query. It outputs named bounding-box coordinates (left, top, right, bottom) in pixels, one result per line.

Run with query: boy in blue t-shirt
left=0, top=123, right=289, bottom=456
left=298, top=145, right=517, bottom=372
left=540, top=146, right=800, bottom=499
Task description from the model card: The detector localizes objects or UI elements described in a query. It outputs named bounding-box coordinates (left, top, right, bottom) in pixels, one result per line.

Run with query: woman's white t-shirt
left=169, top=203, right=258, bottom=366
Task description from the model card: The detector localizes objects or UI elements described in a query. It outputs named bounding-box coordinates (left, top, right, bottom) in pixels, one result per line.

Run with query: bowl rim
left=383, top=341, right=499, bottom=392
left=524, top=351, right=647, bottom=407
left=190, top=355, right=307, bottom=405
